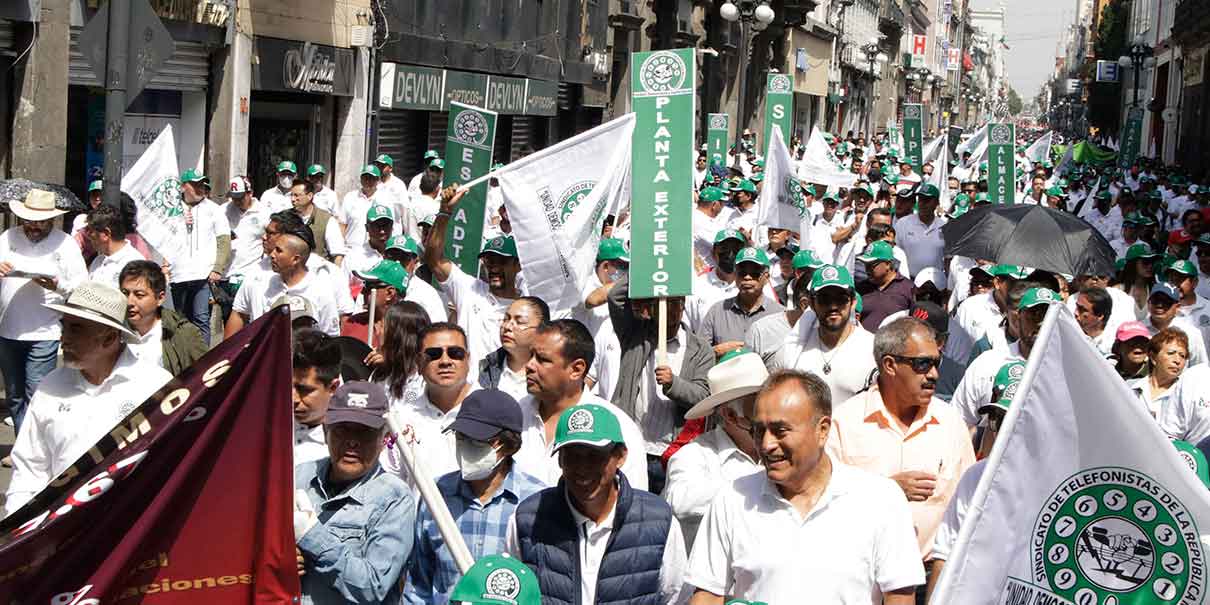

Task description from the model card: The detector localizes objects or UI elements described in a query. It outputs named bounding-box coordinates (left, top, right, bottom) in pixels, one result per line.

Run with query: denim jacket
left=296, top=460, right=416, bottom=605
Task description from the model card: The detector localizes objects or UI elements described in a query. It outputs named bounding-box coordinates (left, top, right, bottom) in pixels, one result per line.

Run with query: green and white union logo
left=991, top=124, right=1013, bottom=145
left=639, top=52, right=686, bottom=93
left=903, top=105, right=922, bottom=120
left=558, top=181, right=595, bottom=224
left=454, top=111, right=490, bottom=146
left=484, top=568, right=521, bottom=601
left=1033, top=467, right=1204, bottom=604
left=783, top=175, right=806, bottom=215
left=768, top=75, right=792, bottom=94
left=568, top=409, right=594, bottom=433
left=709, top=114, right=728, bottom=130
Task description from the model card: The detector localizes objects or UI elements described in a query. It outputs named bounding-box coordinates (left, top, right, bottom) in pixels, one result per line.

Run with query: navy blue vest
left=514, top=473, right=672, bottom=605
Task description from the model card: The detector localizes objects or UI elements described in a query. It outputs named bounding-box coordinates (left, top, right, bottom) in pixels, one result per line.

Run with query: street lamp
left=721, top=0, right=776, bottom=170
left=1118, top=34, right=1155, bottom=108
left=860, top=37, right=884, bottom=139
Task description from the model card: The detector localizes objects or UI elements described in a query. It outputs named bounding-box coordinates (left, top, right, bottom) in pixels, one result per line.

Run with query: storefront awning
left=378, top=63, right=558, bottom=117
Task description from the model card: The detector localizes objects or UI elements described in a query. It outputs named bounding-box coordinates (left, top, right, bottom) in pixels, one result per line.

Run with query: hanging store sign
left=253, top=37, right=355, bottom=96
left=379, top=62, right=559, bottom=116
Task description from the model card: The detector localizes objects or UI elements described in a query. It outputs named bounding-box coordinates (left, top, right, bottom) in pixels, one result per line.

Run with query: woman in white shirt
left=1131, top=327, right=1190, bottom=419
left=478, top=297, right=549, bottom=404
left=368, top=301, right=430, bottom=406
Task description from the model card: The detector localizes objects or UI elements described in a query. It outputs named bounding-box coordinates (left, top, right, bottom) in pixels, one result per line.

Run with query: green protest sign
left=707, top=113, right=729, bottom=168
left=630, top=48, right=695, bottom=299
left=988, top=122, right=1017, bottom=204
left=902, top=103, right=924, bottom=173
left=1119, top=107, right=1144, bottom=169
left=443, top=101, right=498, bottom=274
left=763, top=73, right=793, bottom=156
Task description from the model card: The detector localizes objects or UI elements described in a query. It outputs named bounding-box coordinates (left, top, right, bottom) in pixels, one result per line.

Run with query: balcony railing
left=880, top=0, right=905, bottom=28
left=86, top=0, right=231, bottom=27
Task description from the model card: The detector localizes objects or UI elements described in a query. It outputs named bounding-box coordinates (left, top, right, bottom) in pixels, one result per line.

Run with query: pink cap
left=1115, top=321, right=1151, bottom=342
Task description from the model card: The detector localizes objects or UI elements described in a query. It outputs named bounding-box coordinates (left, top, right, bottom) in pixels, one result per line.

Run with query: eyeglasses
left=423, top=346, right=467, bottom=362
left=888, top=355, right=942, bottom=374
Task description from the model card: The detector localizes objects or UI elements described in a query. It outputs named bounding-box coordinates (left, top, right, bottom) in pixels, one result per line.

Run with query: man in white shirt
left=373, top=153, right=410, bottom=217
left=666, top=350, right=765, bottom=547
left=118, top=260, right=207, bottom=375
left=291, top=328, right=342, bottom=467
left=305, top=164, right=340, bottom=216
left=0, top=190, right=89, bottom=432
left=345, top=202, right=396, bottom=274
left=686, top=229, right=746, bottom=331
left=895, top=183, right=946, bottom=280
left=339, top=164, right=392, bottom=251
left=408, top=152, right=445, bottom=197
left=506, top=403, right=686, bottom=605
left=945, top=264, right=1030, bottom=369
left=685, top=370, right=924, bottom=604
left=84, top=204, right=145, bottom=286
left=692, top=186, right=729, bottom=271
left=404, top=173, right=442, bottom=243
left=1144, top=282, right=1208, bottom=365
left=5, top=281, right=173, bottom=516
left=383, top=235, right=447, bottom=324
left=170, top=169, right=231, bottom=345
left=1168, top=260, right=1210, bottom=351
left=775, top=265, right=877, bottom=404
left=259, top=160, right=298, bottom=212
left=1072, top=286, right=1116, bottom=355
left=226, top=214, right=341, bottom=336
left=221, top=176, right=270, bottom=281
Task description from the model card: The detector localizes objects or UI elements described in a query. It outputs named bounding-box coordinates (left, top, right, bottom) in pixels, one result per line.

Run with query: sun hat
left=792, top=249, right=825, bottom=270
left=685, top=350, right=770, bottom=420
left=386, top=235, right=422, bottom=257
left=366, top=204, right=396, bottom=224
left=306, top=164, right=326, bottom=177
left=980, top=360, right=1025, bottom=415
left=360, top=164, right=382, bottom=178
left=1149, top=282, right=1181, bottom=302
left=1125, top=242, right=1161, bottom=261
left=44, top=281, right=136, bottom=339
left=8, top=189, right=66, bottom=221
left=551, top=404, right=624, bottom=453
left=713, top=229, right=747, bottom=246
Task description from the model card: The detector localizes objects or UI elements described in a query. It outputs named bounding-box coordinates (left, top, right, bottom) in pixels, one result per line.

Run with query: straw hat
left=684, top=350, right=770, bottom=420
left=44, top=281, right=137, bottom=339
left=9, top=189, right=66, bottom=221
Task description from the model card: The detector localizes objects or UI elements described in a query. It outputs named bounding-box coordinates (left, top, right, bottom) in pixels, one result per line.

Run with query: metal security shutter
left=376, top=109, right=427, bottom=175
left=0, top=21, right=15, bottom=56
left=69, top=28, right=209, bottom=91
left=427, top=112, right=448, bottom=155
left=510, top=116, right=532, bottom=161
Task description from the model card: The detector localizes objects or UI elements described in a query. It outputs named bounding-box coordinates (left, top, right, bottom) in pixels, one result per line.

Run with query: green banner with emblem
left=763, top=73, right=793, bottom=157
left=902, top=103, right=925, bottom=173
left=988, top=122, right=1017, bottom=204
left=1119, top=107, right=1144, bottom=169
left=707, top=113, right=729, bottom=168
left=629, top=48, right=695, bottom=299
left=443, top=102, right=498, bottom=274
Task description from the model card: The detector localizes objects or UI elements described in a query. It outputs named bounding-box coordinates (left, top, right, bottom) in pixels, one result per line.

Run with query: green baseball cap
left=699, top=186, right=726, bottom=203
left=552, top=404, right=624, bottom=453
left=918, top=183, right=941, bottom=198
left=386, top=235, right=421, bottom=257
left=988, top=264, right=1031, bottom=280
left=491, top=162, right=505, bottom=171
left=1018, top=287, right=1059, bottom=310
left=87, top=179, right=103, bottom=192
left=1095, top=190, right=1112, bottom=201
left=735, top=247, right=770, bottom=268
left=714, top=229, right=747, bottom=246
left=792, top=249, right=825, bottom=270
left=423, top=149, right=441, bottom=161
left=809, top=264, right=855, bottom=292
left=354, top=260, right=410, bottom=293
left=1196, top=233, right=1210, bottom=248
left=366, top=204, right=395, bottom=223
left=1045, top=185, right=1065, bottom=197
left=430, top=158, right=446, bottom=170
left=752, top=159, right=766, bottom=169
left=449, top=553, right=541, bottom=605
left=374, top=154, right=394, bottom=167
left=749, top=172, right=765, bottom=183
left=734, top=179, right=757, bottom=194
left=276, top=161, right=298, bottom=174
left=981, top=360, right=1025, bottom=415
left=1172, top=440, right=1210, bottom=489
left=180, top=168, right=206, bottom=183
left=857, top=240, right=896, bottom=264
left=951, top=193, right=971, bottom=207
left=974, top=192, right=993, bottom=204
left=802, top=183, right=818, bottom=197
left=361, top=164, right=382, bottom=178
left=1168, top=259, right=1197, bottom=277
left=1125, top=242, right=1161, bottom=261
left=882, top=173, right=900, bottom=186
left=821, top=191, right=840, bottom=204
left=597, top=238, right=630, bottom=262
left=853, top=183, right=875, bottom=197
left=480, top=235, right=518, bottom=258
left=306, top=164, right=326, bottom=177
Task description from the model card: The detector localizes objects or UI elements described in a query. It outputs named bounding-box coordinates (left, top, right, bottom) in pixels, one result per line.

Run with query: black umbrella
left=0, top=179, right=88, bottom=213
left=941, top=204, right=1118, bottom=277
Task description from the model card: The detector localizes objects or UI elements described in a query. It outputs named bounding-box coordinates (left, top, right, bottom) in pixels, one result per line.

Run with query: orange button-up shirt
left=825, top=387, right=976, bottom=559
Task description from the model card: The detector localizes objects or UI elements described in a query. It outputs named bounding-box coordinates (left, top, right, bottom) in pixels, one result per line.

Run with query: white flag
left=923, top=133, right=946, bottom=165
left=956, top=123, right=987, bottom=159
left=1026, top=131, right=1054, bottom=164
left=121, top=125, right=184, bottom=265
left=757, top=128, right=810, bottom=231
left=495, top=114, right=634, bottom=317
left=931, top=304, right=1210, bottom=605
left=795, top=127, right=858, bottom=189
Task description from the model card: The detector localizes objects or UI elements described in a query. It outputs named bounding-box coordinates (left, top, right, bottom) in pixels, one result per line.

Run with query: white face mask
left=456, top=437, right=501, bottom=481
left=278, top=175, right=294, bottom=190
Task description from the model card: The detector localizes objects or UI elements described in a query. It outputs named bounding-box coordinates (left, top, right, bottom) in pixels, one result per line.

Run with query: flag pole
left=366, top=286, right=377, bottom=349
left=657, top=299, right=668, bottom=367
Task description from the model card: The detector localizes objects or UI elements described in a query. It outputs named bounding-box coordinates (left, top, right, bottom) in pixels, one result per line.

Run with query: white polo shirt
left=339, top=189, right=397, bottom=250
left=88, top=241, right=146, bottom=287
left=172, top=199, right=226, bottom=283
left=404, top=276, right=448, bottom=324
left=232, top=270, right=341, bottom=336
left=664, top=427, right=761, bottom=548
left=946, top=291, right=1004, bottom=368
left=439, top=264, right=516, bottom=369
left=1159, top=363, right=1210, bottom=443
left=127, top=319, right=164, bottom=368
left=0, top=227, right=88, bottom=341
left=895, top=213, right=946, bottom=280
left=259, top=186, right=293, bottom=212
left=312, top=186, right=340, bottom=216
left=377, top=380, right=472, bottom=490
left=775, top=318, right=876, bottom=405
left=221, top=198, right=271, bottom=278
left=950, top=341, right=1026, bottom=428
left=1178, top=295, right=1210, bottom=354
left=685, top=459, right=925, bottom=604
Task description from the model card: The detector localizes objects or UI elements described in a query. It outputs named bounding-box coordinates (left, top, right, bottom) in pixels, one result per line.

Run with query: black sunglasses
left=889, top=355, right=942, bottom=374
left=423, top=346, right=467, bottom=362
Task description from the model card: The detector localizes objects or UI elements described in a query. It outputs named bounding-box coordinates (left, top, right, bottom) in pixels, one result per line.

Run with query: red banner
left=0, top=307, right=299, bottom=604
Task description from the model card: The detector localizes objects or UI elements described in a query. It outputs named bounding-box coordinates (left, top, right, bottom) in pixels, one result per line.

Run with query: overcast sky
left=970, top=0, right=1071, bottom=101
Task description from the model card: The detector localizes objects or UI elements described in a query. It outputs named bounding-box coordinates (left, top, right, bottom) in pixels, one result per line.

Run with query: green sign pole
left=630, top=48, right=695, bottom=299
left=988, top=122, right=1017, bottom=204
left=707, top=113, right=730, bottom=168
left=443, top=101, right=498, bottom=274
left=902, top=103, right=924, bottom=173
left=763, top=73, right=793, bottom=156
left=1119, top=107, right=1144, bottom=169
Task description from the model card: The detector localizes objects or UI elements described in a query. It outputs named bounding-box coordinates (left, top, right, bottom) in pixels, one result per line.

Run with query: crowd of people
left=3, top=125, right=1210, bottom=605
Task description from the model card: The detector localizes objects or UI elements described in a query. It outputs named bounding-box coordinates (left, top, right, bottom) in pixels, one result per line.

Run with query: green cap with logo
left=1018, top=287, right=1059, bottom=310
left=981, top=360, right=1026, bottom=415
left=974, top=192, right=993, bottom=205
left=306, top=164, right=326, bottom=177
left=1168, top=259, right=1197, bottom=277
left=276, top=161, right=298, bottom=174
left=386, top=235, right=422, bottom=257
left=749, top=172, right=765, bottom=183
left=735, top=247, right=770, bottom=268
left=430, top=158, right=446, bottom=170
left=423, top=149, right=441, bottom=161
left=792, top=249, right=825, bottom=270
left=374, top=154, right=394, bottom=167
left=597, top=238, right=630, bottom=263
left=1172, top=440, right=1210, bottom=489
left=987, top=264, right=1031, bottom=279
left=857, top=240, right=896, bottom=264
left=552, top=404, right=624, bottom=453
left=88, top=179, right=103, bottom=193
left=917, top=183, right=941, bottom=198
left=1045, top=185, right=1066, bottom=197
left=734, top=179, right=757, bottom=194
left=366, top=204, right=395, bottom=223
left=853, top=183, right=875, bottom=197
left=1125, top=242, right=1161, bottom=261
left=361, top=164, right=382, bottom=178
left=809, top=264, right=855, bottom=292
left=699, top=186, right=727, bottom=203
left=714, top=228, right=747, bottom=246
left=354, top=260, right=410, bottom=293
left=480, top=235, right=518, bottom=258
left=448, top=553, right=541, bottom=605
left=181, top=168, right=206, bottom=183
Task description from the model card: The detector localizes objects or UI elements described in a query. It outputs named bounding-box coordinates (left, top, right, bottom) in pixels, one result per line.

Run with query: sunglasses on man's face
left=888, top=354, right=942, bottom=374
left=423, top=346, right=467, bottom=362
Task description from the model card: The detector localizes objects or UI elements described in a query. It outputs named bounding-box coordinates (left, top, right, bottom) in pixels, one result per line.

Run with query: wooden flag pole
left=367, top=286, right=377, bottom=349
left=657, top=298, right=668, bottom=367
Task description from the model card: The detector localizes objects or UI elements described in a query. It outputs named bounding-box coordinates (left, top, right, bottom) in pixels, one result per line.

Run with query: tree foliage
left=1007, top=88, right=1024, bottom=115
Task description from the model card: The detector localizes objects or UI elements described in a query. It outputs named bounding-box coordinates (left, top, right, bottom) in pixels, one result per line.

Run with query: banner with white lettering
left=495, top=114, right=635, bottom=316
left=763, top=73, right=793, bottom=159
left=707, top=113, right=730, bottom=168
left=902, top=103, right=925, bottom=173
left=988, top=123, right=1017, bottom=204
left=629, top=48, right=695, bottom=299
left=121, top=125, right=185, bottom=265
left=757, top=128, right=808, bottom=231
left=443, top=102, right=498, bottom=275
left=932, top=304, right=1210, bottom=605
